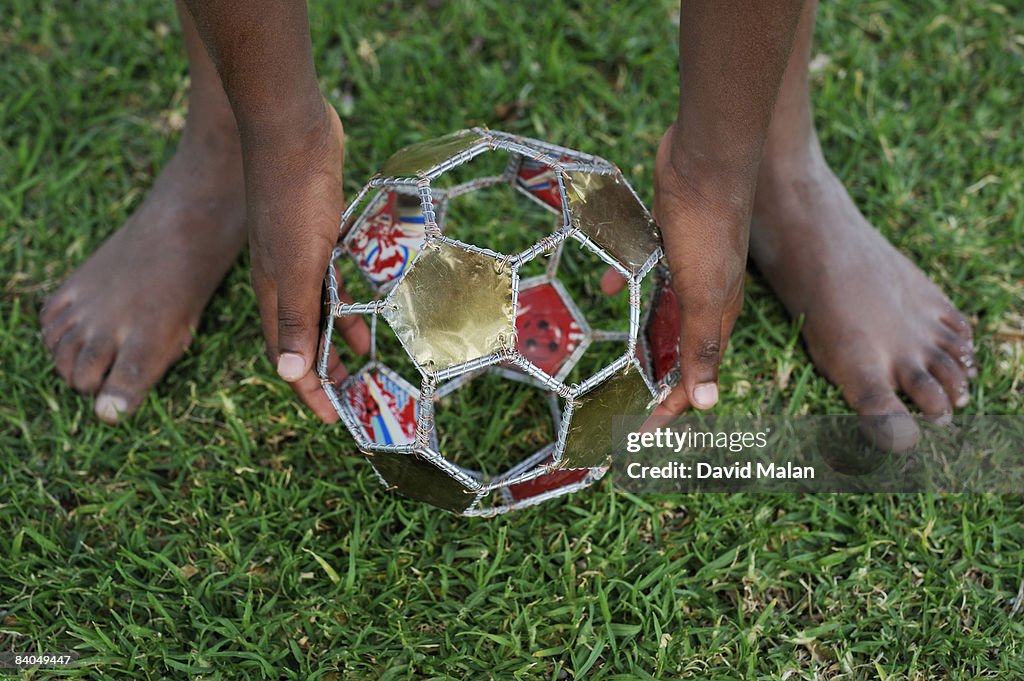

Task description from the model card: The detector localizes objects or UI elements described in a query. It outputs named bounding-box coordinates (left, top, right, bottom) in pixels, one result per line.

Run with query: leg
left=750, top=0, right=976, bottom=450
left=40, top=1, right=247, bottom=423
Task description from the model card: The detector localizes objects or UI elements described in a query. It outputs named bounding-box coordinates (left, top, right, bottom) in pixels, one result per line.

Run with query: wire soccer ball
left=320, top=128, right=674, bottom=516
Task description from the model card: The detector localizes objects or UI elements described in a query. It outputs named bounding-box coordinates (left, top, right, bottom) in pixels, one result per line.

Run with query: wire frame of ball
left=318, top=128, right=664, bottom=516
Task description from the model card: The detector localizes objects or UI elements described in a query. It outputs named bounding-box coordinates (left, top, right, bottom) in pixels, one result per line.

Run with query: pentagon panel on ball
left=320, top=129, right=670, bottom=516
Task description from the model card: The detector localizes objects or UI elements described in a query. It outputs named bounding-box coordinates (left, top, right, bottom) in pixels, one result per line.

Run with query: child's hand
left=648, top=127, right=749, bottom=417
left=243, top=100, right=369, bottom=422
left=612, top=0, right=805, bottom=420
left=603, top=127, right=749, bottom=418
left=179, top=2, right=370, bottom=423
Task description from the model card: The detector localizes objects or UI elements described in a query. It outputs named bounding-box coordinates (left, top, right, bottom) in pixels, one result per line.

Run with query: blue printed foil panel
left=346, top=191, right=429, bottom=290
left=345, top=367, right=418, bottom=446
left=516, top=157, right=566, bottom=210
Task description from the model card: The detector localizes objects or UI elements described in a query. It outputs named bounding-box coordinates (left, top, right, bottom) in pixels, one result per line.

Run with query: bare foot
left=40, top=129, right=246, bottom=423
left=751, top=148, right=976, bottom=450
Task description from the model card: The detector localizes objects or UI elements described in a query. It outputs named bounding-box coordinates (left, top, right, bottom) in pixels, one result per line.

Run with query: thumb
left=274, top=254, right=330, bottom=383
left=677, top=293, right=724, bottom=410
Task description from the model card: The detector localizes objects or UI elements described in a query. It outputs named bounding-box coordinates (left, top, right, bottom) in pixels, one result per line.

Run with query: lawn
left=2, top=0, right=1023, bottom=678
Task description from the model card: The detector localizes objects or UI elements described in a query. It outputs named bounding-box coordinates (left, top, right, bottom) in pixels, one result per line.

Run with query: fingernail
left=956, top=390, right=969, bottom=408
left=932, top=412, right=953, bottom=427
left=277, top=353, right=306, bottom=381
left=692, top=382, right=719, bottom=409
left=96, top=394, right=127, bottom=423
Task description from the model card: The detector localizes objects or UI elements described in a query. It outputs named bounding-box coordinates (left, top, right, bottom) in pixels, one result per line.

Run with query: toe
left=71, top=336, right=117, bottom=395
left=845, top=376, right=920, bottom=452
left=940, top=304, right=973, bottom=342
left=935, top=325, right=977, bottom=378
left=52, top=328, right=85, bottom=384
left=42, top=307, right=78, bottom=353
left=94, top=341, right=169, bottom=423
left=927, top=349, right=970, bottom=409
left=94, top=393, right=132, bottom=425
left=40, top=290, right=73, bottom=326
left=897, top=363, right=953, bottom=424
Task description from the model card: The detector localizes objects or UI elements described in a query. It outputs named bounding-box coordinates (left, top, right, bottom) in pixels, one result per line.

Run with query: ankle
left=758, top=130, right=827, bottom=182
left=178, top=119, right=242, bottom=159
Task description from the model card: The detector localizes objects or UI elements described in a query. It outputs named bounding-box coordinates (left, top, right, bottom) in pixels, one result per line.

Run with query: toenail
left=277, top=353, right=306, bottom=382
left=956, top=387, right=969, bottom=408
left=885, top=414, right=920, bottom=451
left=932, top=412, right=953, bottom=426
left=96, top=394, right=127, bottom=423
left=692, top=382, right=719, bottom=409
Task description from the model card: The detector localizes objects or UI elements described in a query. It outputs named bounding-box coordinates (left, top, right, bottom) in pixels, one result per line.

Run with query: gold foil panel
left=368, top=451, right=477, bottom=513
left=382, top=242, right=514, bottom=372
left=560, top=365, right=655, bottom=469
left=564, top=171, right=662, bottom=271
left=379, top=130, right=484, bottom=178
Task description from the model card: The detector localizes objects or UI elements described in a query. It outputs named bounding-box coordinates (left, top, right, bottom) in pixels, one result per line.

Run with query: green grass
left=2, top=0, right=1023, bottom=678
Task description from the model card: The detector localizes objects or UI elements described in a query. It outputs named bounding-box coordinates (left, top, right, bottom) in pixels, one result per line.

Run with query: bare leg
left=41, top=1, right=247, bottom=423
left=750, top=0, right=976, bottom=449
